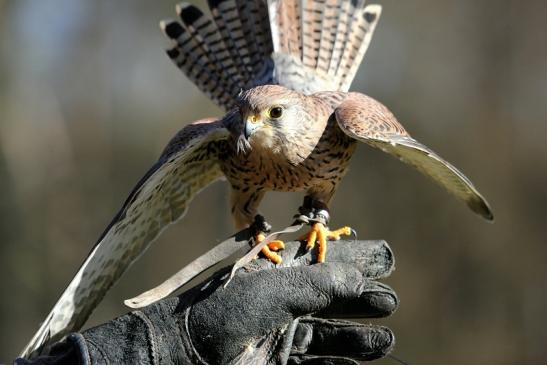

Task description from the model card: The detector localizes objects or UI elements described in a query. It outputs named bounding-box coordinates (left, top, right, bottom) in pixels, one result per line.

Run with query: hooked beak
left=244, top=115, right=262, bottom=140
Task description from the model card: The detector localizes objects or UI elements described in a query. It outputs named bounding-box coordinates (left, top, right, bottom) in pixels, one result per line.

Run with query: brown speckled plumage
left=221, top=85, right=356, bottom=228
left=22, top=0, right=492, bottom=358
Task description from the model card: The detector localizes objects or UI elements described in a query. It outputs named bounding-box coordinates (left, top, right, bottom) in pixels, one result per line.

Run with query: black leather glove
left=15, top=239, right=397, bottom=365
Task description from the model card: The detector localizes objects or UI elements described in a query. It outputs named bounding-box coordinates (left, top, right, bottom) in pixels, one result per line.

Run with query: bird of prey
left=21, top=0, right=493, bottom=358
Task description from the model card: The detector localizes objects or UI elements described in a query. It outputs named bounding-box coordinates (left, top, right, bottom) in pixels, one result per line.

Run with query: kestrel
left=21, top=0, right=493, bottom=358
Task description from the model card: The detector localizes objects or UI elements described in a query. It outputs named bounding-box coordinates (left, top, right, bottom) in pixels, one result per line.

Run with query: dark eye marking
left=268, top=106, right=284, bottom=119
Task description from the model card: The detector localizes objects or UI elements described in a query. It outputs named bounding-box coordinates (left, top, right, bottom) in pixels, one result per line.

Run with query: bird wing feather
left=334, top=93, right=493, bottom=221
left=21, top=117, right=231, bottom=358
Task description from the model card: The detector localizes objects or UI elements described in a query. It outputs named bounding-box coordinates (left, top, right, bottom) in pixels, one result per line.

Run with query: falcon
left=21, top=0, right=493, bottom=358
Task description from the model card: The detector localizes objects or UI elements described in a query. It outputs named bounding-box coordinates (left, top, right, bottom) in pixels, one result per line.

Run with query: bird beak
left=244, top=115, right=261, bottom=140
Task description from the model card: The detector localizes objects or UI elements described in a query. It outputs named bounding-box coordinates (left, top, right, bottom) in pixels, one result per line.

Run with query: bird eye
left=268, top=106, right=283, bottom=119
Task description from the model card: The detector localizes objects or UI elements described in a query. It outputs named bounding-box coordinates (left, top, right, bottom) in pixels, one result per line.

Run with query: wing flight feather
left=334, top=93, right=493, bottom=221
left=21, top=118, right=231, bottom=358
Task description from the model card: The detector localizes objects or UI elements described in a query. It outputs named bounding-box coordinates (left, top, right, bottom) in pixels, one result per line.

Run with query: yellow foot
left=256, top=233, right=285, bottom=264
left=299, top=223, right=352, bottom=263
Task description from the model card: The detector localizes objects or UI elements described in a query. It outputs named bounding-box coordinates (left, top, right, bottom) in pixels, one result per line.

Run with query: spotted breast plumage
left=21, top=0, right=493, bottom=358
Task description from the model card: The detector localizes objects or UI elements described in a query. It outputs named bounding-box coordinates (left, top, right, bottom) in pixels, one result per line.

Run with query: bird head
left=236, top=85, right=303, bottom=154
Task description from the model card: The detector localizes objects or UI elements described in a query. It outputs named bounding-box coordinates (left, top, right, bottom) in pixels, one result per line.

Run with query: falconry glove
left=15, top=240, right=397, bottom=365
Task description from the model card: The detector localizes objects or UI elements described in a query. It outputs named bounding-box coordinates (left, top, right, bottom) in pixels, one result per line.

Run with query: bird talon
left=304, top=230, right=317, bottom=251
left=254, top=233, right=284, bottom=264
left=299, top=223, right=352, bottom=263
left=267, top=240, right=285, bottom=252
left=260, top=246, right=282, bottom=264
left=326, top=226, right=352, bottom=240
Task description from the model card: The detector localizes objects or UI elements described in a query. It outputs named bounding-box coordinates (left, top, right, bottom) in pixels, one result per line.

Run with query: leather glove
left=15, top=239, right=398, bottom=365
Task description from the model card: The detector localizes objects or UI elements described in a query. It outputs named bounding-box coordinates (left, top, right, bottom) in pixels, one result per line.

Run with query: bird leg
left=295, top=197, right=352, bottom=263
left=250, top=214, right=285, bottom=264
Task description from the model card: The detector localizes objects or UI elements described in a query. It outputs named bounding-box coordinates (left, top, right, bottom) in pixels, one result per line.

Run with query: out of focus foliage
left=1, top=0, right=546, bottom=363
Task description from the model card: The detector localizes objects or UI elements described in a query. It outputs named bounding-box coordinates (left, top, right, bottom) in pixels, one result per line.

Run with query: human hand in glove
left=15, top=239, right=397, bottom=365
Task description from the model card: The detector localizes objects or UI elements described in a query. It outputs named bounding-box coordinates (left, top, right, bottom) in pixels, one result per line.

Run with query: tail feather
left=316, top=0, right=340, bottom=74
left=164, top=0, right=381, bottom=106
left=241, top=0, right=274, bottom=65
left=299, top=0, right=323, bottom=69
left=234, top=0, right=275, bottom=88
left=207, top=0, right=253, bottom=84
left=330, top=0, right=367, bottom=89
left=270, top=0, right=382, bottom=93
left=164, top=1, right=276, bottom=110
left=234, top=1, right=266, bottom=78
left=163, top=0, right=381, bottom=105
left=327, top=0, right=355, bottom=76
left=337, top=4, right=382, bottom=90
left=280, top=0, right=302, bottom=56
left=208, top=0, right=277, bottom=89
left=176, top=4, right=242, bottom=99
left=161, top=19, right=234, bottom=107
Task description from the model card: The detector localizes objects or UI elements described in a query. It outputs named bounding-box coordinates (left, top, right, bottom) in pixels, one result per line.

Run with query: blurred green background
left=1, top=0, right=546, bottom=363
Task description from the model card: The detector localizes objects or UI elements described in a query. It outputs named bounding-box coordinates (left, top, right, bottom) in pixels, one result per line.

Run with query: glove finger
left=245, top=240, right=394, bottom=280
left=292, top=318, right=394, bottom=361
left=229, top=259, right=393, bottom=317
left=319, top=281, right=398, bottom=319
left=288, top=355, right=359, bottom=364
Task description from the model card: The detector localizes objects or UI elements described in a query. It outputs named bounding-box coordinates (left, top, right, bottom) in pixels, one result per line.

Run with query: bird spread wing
left=334, top=93, right=493, bottom=221
left=21, top=117, right=231, bottom=358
